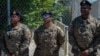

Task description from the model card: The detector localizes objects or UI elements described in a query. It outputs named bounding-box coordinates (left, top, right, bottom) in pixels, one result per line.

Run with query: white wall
left=98, top=0, right=100, bottom=19
left=72, top=0, right=100, bottom=20
left=71, top=0, right=82, bottom=19
left=91, top=1, right=98, bottom=19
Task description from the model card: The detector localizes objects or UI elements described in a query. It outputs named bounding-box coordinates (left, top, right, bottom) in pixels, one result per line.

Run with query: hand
left=8, top=54, right=12, bottom=56
left=12, top=54, right=18, bottom=56
left=79, top=52, right=88, bottom=56
left=12, top=53, right=18, bottom=56
left=79, top=49, right=89, bottom=56
left=8, top=54, right=18, bottom=56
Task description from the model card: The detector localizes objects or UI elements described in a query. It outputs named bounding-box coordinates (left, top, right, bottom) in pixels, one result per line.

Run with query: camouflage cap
left=80, top=0, right=92, bottom=6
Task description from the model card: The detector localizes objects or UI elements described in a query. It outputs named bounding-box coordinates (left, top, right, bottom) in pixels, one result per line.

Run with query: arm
left=88, top=20, right=100, bottom=53
left=1, top=30, right=9, bottom=54
left=57, top=26, right=65, bottom=47
left=34, top=30, right=39, bottom=46
left=68, top=21, right=80, bottom=53
left=19, top=25, right=31, bottom=54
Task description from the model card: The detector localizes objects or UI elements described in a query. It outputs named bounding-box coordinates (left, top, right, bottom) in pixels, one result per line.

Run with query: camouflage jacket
left=34, top=23, right=65, bottom=53
left=69, top=15, right=100, bottom=52
left=3, top=23, right=31, bottom=54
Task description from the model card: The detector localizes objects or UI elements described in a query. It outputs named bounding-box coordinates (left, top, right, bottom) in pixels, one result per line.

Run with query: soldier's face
left=11, top=15, right=20, bottom=24
left=81, top=5, right=91, bottom=16
left=43, top=16, right=52, bottom=24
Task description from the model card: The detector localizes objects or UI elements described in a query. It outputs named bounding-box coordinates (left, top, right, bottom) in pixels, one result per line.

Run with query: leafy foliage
left=0, top=0, right=71, bottom=30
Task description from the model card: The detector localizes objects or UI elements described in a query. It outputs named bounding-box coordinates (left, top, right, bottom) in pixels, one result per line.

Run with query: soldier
left=69, top=0, right=100, bottom=56
left=3, top=10, right=31, bottom=56
left=33, top=10, right=65, bottom=56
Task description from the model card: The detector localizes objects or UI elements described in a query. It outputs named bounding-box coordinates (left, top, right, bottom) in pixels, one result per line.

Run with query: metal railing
left=55, top=20, right=69, bottom=56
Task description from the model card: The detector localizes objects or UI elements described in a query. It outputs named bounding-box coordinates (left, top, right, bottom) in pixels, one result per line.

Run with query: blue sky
left=88, top=0, right=97, bottom=3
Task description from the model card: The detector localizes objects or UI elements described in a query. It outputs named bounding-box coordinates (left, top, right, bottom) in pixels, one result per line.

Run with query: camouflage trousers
left=34, top=48, right=59, bottom=56
left=1, top=49, right=29, bottom=56
left=73, top=52, right=97, bottom=56
left=5, top=53, right=29, bottom=56
left=72, top=49, right=97, bottom=56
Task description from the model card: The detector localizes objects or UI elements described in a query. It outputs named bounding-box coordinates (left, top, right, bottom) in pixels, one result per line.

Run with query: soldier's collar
left=80, top=15, right=91, bottom=24
left=12, top=23, right=21, bottom=29
left=87, top=15, right=94, bottom=23
left=43, top=23, right=53, bottom=29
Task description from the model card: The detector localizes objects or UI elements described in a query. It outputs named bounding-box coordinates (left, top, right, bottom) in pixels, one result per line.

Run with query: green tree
left=0, top=0, right=71, bottom=30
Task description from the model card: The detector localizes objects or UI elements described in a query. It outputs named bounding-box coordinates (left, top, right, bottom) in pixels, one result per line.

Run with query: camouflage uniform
left=34, top=23, right=65, bottom=56
left=3, top=23, right=31, bottom=56
left=69, top=16, right=100, bottom=56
